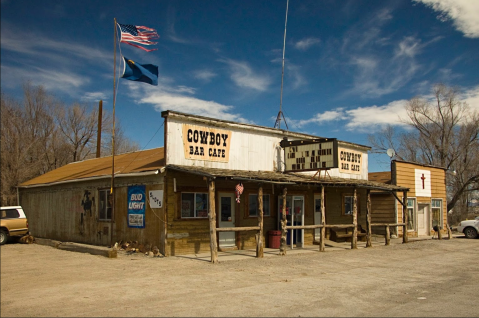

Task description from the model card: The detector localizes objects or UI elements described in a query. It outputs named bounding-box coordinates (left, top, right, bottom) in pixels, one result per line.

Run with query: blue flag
left=121, top=57, right=158, bottom=86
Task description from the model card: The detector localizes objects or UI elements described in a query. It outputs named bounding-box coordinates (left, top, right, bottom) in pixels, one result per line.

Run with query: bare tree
left=1, top=84, right=141, bottom=206
left=369, top=84, right=479, bottom=214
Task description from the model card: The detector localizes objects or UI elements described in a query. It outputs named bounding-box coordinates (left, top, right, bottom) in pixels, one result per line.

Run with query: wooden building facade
left=369, top=160, right=447, bottom=238
left=18, top=110, right=409, bottom=258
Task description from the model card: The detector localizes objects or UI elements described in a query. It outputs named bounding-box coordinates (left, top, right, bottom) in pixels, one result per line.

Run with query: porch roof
left=166, top=165, right=409, bottom=192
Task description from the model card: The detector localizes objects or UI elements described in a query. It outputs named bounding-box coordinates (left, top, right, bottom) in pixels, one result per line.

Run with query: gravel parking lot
left=1, top=236, right=477, bottom=317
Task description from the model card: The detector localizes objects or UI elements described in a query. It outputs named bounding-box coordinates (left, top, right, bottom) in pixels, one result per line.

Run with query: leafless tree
left=369, top=84, right=479, bottom=215
left=1, top=84, right=140, bottom=206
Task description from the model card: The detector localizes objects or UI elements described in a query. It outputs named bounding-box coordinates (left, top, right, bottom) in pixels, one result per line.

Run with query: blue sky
left=1, top=0, right=478, bottom=172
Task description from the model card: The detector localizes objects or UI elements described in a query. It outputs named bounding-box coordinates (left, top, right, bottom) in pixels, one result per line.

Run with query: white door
left=218, top=193, right=236, bottom=248
left=314, top=194, right=322, bottom=241
left=417, top=204, right=429, bottom=236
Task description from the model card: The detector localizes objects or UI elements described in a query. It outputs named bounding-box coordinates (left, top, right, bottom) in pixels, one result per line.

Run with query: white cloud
left=123, top=81, right=251, bottom=124
left=289, top=109, right=347, bottom=128
left=81, top=92, right=109, bottom=102
left=194, top=70, right=217, bottom=82
left=294, top=37, right=320, bottom=51
left=459, top=85, right=479, bottom=112
left=345, top=100, right=410, bottom=132
left=220, top=59, right=271, bottom=92
left=394, top=36, right=421, bottom=58
left=1, top=64, right=89, bottom=94
left=414, top=0, right=479, bottom=38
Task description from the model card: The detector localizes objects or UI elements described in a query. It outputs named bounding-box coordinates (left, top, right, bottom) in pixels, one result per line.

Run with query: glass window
left=181, top=192, right=208, bottom=218
left=431, top=199, right=442, bottom=229
left=406, top=198, right=416, bottom=231
left=248, top=194, right=270, bottom=217
left=342, top=194, right=359, bottom=215
left=99, top=189, right=112, bottom=220
left=0, top=209, right=20, bottom=219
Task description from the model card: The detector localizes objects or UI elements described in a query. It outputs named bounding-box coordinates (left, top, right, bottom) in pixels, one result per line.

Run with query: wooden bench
left=329, top=225, right=367, bottom=243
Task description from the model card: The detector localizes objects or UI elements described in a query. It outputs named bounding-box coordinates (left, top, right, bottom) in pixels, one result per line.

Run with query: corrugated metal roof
left=167, top=164, right=408, bottom=192
left=20, top=148, right=165, bottom=187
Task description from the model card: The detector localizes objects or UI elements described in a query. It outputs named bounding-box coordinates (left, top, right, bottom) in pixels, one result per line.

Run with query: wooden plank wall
left=394, top=161, right=447, bottom=236
left=19, top=175, right=164, bottom=250
left=369, top=192, right=396, bottom=235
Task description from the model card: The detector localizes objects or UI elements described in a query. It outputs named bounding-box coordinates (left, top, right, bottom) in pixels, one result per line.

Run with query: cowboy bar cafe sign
left=182, top=124, right=232, bottom=162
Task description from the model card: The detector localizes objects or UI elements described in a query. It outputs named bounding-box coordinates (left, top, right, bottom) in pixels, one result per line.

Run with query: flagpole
left=111, top=17, right=117, bottom=247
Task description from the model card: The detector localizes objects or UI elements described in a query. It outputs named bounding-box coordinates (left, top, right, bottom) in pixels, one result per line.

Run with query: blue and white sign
left=128, top=185, right=146, bottom=228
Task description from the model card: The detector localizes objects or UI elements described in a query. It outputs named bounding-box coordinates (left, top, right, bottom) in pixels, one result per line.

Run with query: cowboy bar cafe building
left=19, top=110, right=446, bottom=261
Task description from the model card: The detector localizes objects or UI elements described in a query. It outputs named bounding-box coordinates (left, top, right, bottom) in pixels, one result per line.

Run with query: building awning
left=166, top=165, right=409, bottom=192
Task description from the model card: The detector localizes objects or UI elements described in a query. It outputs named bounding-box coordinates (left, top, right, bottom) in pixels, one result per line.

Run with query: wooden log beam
left=385, top=225, right=390, bottom=246
left=352, top=187, right=358, bottom=249
left=256, top=186, right=264, bottom=258
left=402, top=190, right=409, bottom=244
left=325, top=224, right=355, bottom=229
left=366, top=189, right=372, bottom=248
left=208, top=179, right=218, bottom=264
left=371, top=223, right=406, bottom=227
left=286, top=225, right=324, bottom=230
left=216, top=226, right=260, bottom=232
left=320, top=185, right=326, bottom=252
left=279, top=188, right=287, bottom=256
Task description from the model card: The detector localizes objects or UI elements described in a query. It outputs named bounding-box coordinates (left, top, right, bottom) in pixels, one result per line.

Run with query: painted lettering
left=199, top=131, right=209, bottom=144
left=221, top=134, right=228, bottom=147
left=187, top=129, right=193, bottom=142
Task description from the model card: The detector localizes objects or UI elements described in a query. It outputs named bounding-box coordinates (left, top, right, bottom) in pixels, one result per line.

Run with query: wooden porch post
left=402, top=190, right=408, bottom=244
left=352, top=187, right=358, bottom=249
left=279, top=187, right=287, bottom=256
left=385, top=226, right=390, bottom=245
left=256, top=186, right=264, bottom=258
left=208, top=179, right=218, bottom=263
left=366, top=189, right=372, bottom=247
left=320, top=185, right=326, bottom=252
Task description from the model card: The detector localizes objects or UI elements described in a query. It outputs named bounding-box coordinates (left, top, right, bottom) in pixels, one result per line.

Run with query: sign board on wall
left=415, top=169, right=431, bottom=197
left=338, top=148, right=362, bottom=175
left=148, top=190, right=163, bottom=209
left=128, top=185, right=146, bottom=228
left=182, top=124, right=232, bottom=162
left=281, top=138, right=338, bottom=172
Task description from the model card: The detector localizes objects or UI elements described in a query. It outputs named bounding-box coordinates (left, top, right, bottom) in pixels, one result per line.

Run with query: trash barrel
left=268, top=230, right=281, bottom=249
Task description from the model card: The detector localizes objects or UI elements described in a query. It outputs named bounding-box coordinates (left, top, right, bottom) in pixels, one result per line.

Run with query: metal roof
left=166, top=164, right=409, bottom=192
left=19, top=148, right=165, bottom=187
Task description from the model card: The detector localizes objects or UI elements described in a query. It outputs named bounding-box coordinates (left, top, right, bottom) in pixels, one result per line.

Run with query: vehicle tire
left=0, top=229, right=8, bottom=245
left=464, top=227, right=478, bottom=239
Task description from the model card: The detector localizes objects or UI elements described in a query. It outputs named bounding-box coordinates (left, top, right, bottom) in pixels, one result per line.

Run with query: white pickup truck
left=457, top=216, right=479, bottom=239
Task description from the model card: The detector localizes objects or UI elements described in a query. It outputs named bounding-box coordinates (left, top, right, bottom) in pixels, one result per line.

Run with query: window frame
left=406, top=197, right=416, bottom=232
left=247, top=193, right=271, bottom=217
left=180, top=192, right=209, bottom=219
left=342, top=193, right=360, bottom=216
left=431, top=198, right=443, bottom=229
left=98, top=189, right=112, bottom=221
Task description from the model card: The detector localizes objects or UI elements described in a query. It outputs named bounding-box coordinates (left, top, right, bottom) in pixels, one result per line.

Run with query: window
left=342, top=194, right=360, bottom=215
left=431, top=199, right=442, bottom=229
left=99, top=189, right=112, bottom=220
left=406, top=198, right=416, bottom=231
left=1, top=209, right=20, bottom=219
left=181, top=193, right=208, bottom=218
left=248, top=194, right=270, bottom=217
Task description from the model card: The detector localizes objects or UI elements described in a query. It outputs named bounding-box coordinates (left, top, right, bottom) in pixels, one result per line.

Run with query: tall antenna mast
left=275, top=0, right=289, bottom=130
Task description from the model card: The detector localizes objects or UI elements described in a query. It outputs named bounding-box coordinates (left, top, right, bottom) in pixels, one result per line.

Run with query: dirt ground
left=1, top=236, right=478, bottom=317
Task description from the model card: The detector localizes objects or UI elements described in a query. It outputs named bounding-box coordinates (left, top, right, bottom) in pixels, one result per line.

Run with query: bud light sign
left=128, top=185, right=146, bottom=228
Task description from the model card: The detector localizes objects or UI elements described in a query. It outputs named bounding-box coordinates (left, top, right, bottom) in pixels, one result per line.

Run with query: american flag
left=118, top=23, right=159, bottom=52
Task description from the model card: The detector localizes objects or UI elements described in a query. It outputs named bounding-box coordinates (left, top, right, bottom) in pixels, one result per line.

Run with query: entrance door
left=277, top=195, right=304, bottom=248
left=314, top=194, right=322, bottom=241
left=293, top=196, right=304, bottom=248
left=417, top=204, right=429, bottom=236
left=218, top=193, right=236, bottom=248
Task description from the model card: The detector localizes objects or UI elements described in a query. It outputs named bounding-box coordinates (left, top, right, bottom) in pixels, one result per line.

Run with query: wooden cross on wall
left=421, top=173, right=426, bottom=189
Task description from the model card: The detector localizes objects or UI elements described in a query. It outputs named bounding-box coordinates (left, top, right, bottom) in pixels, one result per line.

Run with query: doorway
left=314, top=194, right=322, bottom=242
left=218, top=193, right=236, bottom=249
left=278, top=195, right=304, bottom=248
left=417, top=203, right=430, bottom=236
